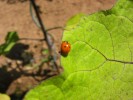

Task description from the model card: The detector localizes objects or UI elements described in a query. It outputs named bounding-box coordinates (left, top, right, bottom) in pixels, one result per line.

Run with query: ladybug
left=60, top=41, right=71, bottom=56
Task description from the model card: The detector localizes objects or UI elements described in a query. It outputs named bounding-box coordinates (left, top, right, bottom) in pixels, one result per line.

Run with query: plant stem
left=30, top=0, right=60, bottom=73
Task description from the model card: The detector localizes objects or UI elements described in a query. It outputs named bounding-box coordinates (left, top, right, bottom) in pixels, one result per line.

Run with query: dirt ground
left=0, top=0, right=116, bottom=99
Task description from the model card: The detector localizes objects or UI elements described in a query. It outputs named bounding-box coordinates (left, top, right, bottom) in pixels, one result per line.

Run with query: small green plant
left=25, top=0, right=133, bottom=99
left=0, top=32, right=19, bottom=55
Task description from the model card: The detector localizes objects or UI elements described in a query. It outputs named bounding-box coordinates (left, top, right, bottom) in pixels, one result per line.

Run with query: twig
left=30, top=1, right=64, bottom=32
left=30, top=0, right=60, bottom=73
left=46, top=26, right=64, bottom=31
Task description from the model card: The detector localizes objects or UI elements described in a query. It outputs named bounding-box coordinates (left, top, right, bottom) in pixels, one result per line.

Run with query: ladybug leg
left=59, top=51, right=61, bottom=54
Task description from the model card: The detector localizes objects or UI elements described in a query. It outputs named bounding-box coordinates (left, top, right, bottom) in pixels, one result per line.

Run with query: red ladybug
left=60, top=41, right=71, bottom=56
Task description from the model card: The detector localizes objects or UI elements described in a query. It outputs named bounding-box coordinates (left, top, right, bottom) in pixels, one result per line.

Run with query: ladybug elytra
left=60, top=41, right=71, bottom=55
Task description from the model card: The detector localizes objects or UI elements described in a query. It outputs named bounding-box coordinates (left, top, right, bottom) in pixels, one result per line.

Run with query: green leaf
left=25, top=0, right=133, bottom=99
left=65, top=13, right=85, bottom=30
left=25, top=75, right=65, bottom=100
left=104, top=0, right=133, bottom=22
left=0, top=32, right=19, bottom=55
left=0, top=93, right=10, bottom=100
